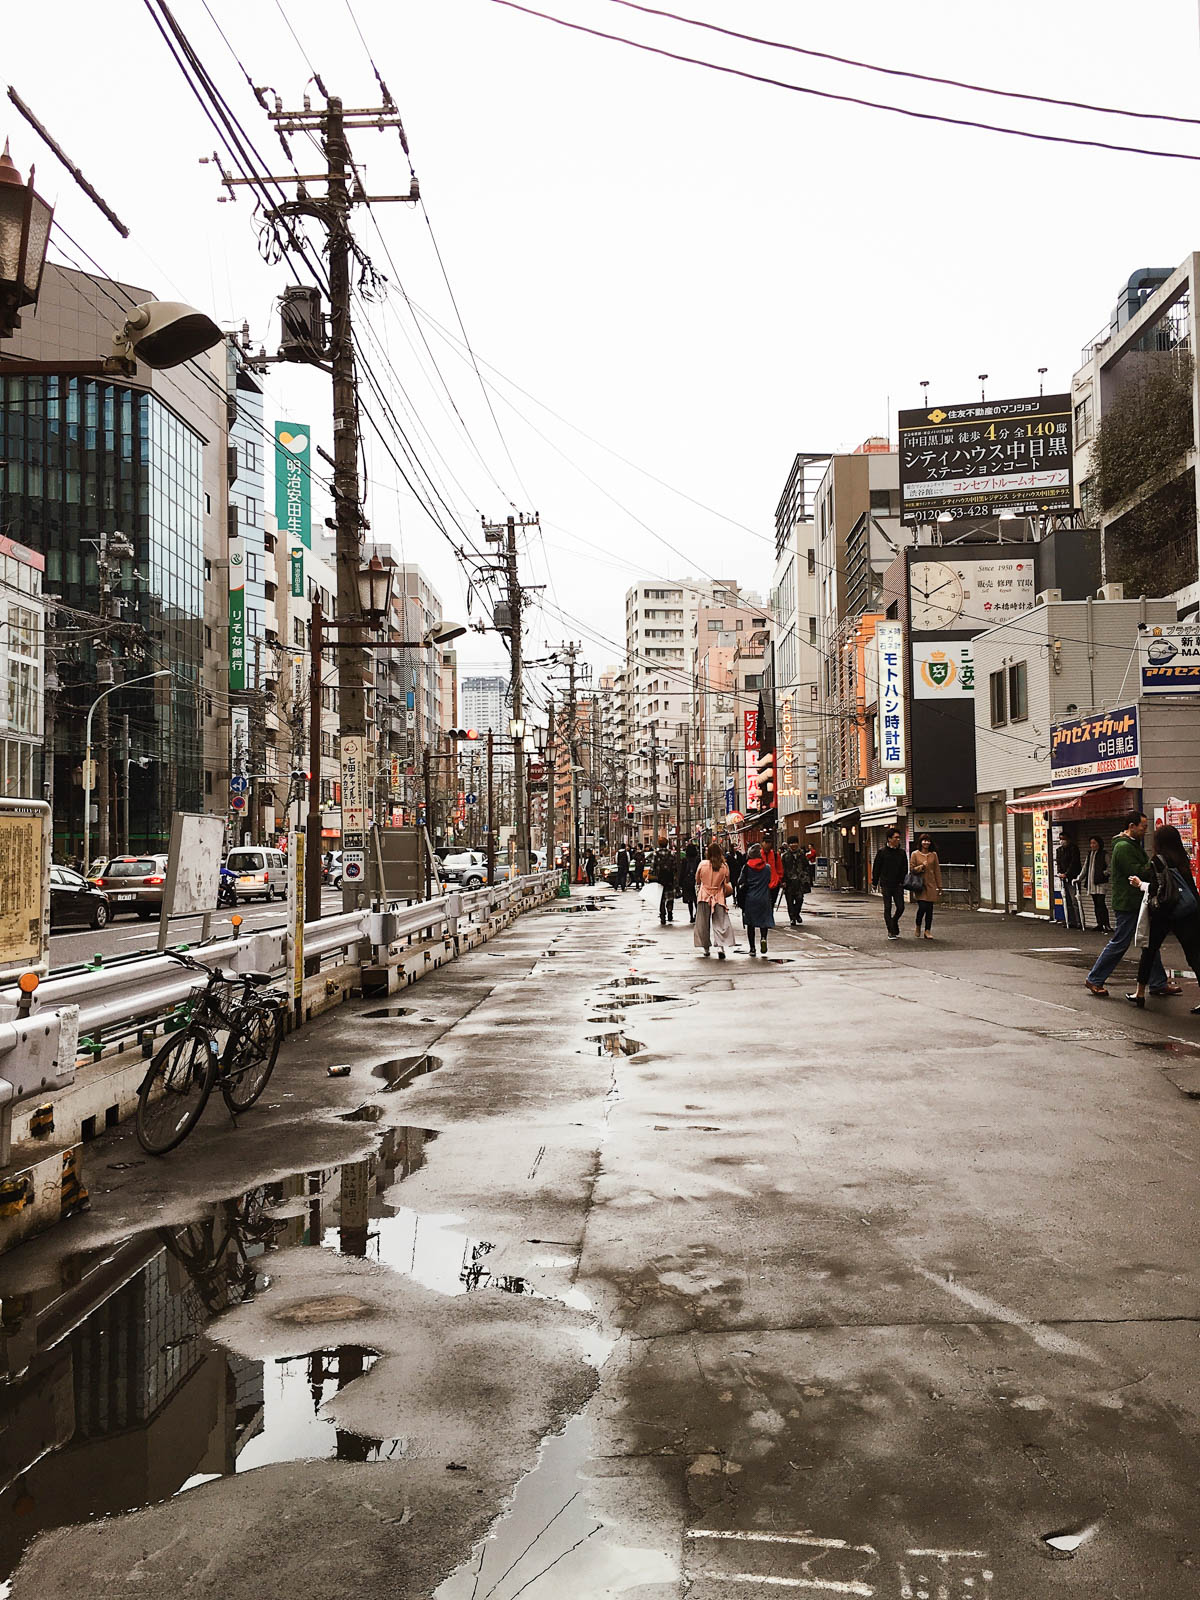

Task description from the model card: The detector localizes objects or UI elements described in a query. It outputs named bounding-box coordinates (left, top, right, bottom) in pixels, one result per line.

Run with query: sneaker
left=760, top=940, right=768, bottom=954
left=887, top=932, right=900, bottom=940
left=717, top=950, right=726, bottom=960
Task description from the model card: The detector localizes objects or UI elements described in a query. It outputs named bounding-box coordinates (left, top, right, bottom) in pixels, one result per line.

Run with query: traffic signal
left=446, top=728, right=479, bottom=741
left=755, top=747, right=776, bottom=807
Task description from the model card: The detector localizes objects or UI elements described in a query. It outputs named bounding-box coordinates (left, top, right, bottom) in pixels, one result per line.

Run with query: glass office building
left=0, top=372, right=205, bottom=852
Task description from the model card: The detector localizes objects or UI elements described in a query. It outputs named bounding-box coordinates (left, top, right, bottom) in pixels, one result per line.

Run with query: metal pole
left=486, top=730, right=495, bottom=887
left=651, top=717, right=660, bottom=844
left=568, top=655, right=578, bottom=884
left=683, top=722, right=691, bottom=841
left=83, top=670, right=168, bottom=871
left=305, top=596, right=324, bottom=937
left=325, top=97, right=369, bottom=913
left=96, top=533, right=113, bottom=861
left=122, top=714, right=131, bottom=854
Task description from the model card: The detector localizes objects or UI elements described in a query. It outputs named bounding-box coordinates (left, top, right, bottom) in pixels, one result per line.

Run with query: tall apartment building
left=691, top=582, right=767, bottom=831
left=772, top=456, right=823, bottom=835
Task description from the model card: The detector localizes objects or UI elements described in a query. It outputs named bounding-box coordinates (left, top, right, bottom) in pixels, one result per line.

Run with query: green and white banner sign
left=290, top=546, right=304, bottom=598
left=274, top=421, right=311, bottom=549
left=229, top=538, right=246, bottom=691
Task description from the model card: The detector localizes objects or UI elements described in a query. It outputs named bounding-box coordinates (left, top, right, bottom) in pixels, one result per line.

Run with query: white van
left=226, top=846, right=288, bottom=902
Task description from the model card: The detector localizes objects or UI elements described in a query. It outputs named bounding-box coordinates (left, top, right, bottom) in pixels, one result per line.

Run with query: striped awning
left=1006, top=781, right=1125, bottom=815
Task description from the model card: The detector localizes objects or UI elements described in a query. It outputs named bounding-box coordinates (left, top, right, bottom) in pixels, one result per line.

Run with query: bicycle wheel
left=221, top=1003, right=284, bottom=1112
left=136, top=1030, right=217, bottom=1154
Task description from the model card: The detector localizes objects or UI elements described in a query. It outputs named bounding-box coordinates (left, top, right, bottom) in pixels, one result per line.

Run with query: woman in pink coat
left=694, top=842, right=735, bottom=959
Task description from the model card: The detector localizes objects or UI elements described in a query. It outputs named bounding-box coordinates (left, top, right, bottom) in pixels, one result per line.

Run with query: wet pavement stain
left=370, top=1053, right=444, bottom=1090
left=1137, top=1037, right=1200, bottom=1054
left=435, top=1414, right=674, bottom=1597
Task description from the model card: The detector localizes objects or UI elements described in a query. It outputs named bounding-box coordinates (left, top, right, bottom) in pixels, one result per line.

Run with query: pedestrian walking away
left=781, top=835, right=812, bottom=926
left=651, top=835, right=678, bottom=924
left=694, top=842, right=735, bottom=958
left=584, top=848, right=597, bottom=887
left=908, top=833, right=942, bottom=939
left=679, top=841, right=700, bottom=923
left=615, top=844, right=629, bottom=891
left=1085, top=812, right=1178, bottom=998
left=738, top=843, right=776, bottom=955
left=1077, top=834, right=1111, bottom=932
left=632, top=845, right=646, bottom=892
left=872, top=826, right=908, bottom=939
left=726, top=842, right=746, bottom=906
left=1123, top=823, right=1200, bottom=1012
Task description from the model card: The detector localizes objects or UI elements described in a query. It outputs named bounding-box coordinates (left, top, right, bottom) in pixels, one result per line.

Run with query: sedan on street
left=50, top=865, right=111, bottom=929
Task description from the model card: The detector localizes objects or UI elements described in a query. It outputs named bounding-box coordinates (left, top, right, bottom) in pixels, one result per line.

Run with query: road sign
left=466, top=793, right=477, bottom=806
left=81, top=758, right=97, bottom=791
left=230, top=774, right=250, bottom=795
left=343, top=850, right=366, bottom=883
left=230, top=794, right=247, bottom=813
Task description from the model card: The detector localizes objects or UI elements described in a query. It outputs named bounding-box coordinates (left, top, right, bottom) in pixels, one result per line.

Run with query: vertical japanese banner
left=274, top=422, right=311, bottom=549
left=875, top=621, right=906, bottom=768
left=290, top=546, right=304, bottom=598
left=1032, top=809, right=1050, bottom=912
left=340, top=734, right=368, bottom=885
left=228, top=538, right=246, bottom=691
left=287, top=828, right=305, bottom=1005
left=744, top=710, right=760, bottom=811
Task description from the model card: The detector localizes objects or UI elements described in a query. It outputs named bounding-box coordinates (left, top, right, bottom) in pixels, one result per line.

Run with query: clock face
left=910, top=560, right=965, bottom=631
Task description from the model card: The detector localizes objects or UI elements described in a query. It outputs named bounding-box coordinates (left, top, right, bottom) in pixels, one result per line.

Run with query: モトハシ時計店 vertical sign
left=898, top=394, right=1072, bottom=525
left=875, top=621, right=905, bottom=768
left=275, top=422, right=311, bottom=549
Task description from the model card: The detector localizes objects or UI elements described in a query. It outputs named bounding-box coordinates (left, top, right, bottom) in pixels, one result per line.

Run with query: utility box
left=372, top=826, right=424, bottom=901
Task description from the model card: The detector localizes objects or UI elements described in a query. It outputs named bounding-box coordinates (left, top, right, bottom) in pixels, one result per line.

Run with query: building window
left=204, top=770, right=213, bottom=794
left=1079, top=476, right=1096, bottom=524
left=807, top=548, right=815, bottom=575
left=1008, top=660, right=1028, bottom=722
left=989, top=669, right=1007, bottom=726
left=1074, top=393, right=1093, bottom=442
left=745, top=674, right=763, bottom=690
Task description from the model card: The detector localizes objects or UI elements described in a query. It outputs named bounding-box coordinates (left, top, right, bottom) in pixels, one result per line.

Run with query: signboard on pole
left=1050, top=705, right=1139, bottom=787
left=898, top=393, right=1072, bottom=525
left=290, top=546, right=305, bottom=598
left=912, top=639, right=975, bottom=699
left=0, top=800, right=51, bottom=979
left=875, top=620, right=905, bottom=768
left=1139, top=621, right=1200, bottom=695
left=274, top=422, right=311, bottom=549
left=744, top=710, right=760, bottom=811
left=340, top=734, right=367, bottom=848
left=228, top=539, right=246, bottom=692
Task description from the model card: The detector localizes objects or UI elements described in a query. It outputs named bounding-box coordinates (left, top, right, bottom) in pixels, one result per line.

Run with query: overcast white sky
left=8, top=0, right=1200, bottom=689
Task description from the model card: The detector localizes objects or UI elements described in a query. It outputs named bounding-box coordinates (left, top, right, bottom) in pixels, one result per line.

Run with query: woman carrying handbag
left=907, top=832, right=942, bottom=939
left=1124, top=823, right=1200, bottom=1010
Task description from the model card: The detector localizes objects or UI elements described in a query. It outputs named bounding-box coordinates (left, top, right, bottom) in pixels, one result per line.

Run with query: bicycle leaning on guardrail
left=135, top=949, right=286, bottom=1156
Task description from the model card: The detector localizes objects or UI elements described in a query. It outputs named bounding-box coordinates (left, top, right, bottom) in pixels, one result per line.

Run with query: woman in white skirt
left=694, top=842, right=735, bottom=959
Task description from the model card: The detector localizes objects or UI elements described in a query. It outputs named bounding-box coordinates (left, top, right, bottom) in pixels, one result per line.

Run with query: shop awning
left=813, top=806, right=861, bottom=829
left=860, top=804, right=899, bottom=827
left=1006, top=781, right=1126, bottom=815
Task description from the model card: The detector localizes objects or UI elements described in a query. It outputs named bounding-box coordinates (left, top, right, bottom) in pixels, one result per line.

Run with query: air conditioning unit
left=1097, top=582, right=1124, bottom=601
left=1035, top=589, right=1062, bottom=606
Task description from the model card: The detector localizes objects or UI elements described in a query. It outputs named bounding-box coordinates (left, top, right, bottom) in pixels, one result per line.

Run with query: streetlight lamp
left=83, top=670, right=171, bottom=870
left=0, top=140, right=52, bottom=339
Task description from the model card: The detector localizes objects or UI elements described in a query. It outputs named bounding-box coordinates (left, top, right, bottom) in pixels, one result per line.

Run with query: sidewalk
left=6, top=884, right=1199, bottom=1597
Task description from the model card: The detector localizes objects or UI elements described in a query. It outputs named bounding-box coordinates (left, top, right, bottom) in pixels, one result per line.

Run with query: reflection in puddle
left=370, top=1053, right=443, bottom=1091
left=362, top=1005, right=415, bottom=1019
left=582, top=1033, right=644, bottom=1057
left=0, top=1125, right=436, bottom=1584
left=602, top=976, right=652, bottom=988
left=324, top=1208, right=534, bottom=1298
left=590, top=994, right=685, bottom=1010
left=436, top=1415, right=675, bottom=1598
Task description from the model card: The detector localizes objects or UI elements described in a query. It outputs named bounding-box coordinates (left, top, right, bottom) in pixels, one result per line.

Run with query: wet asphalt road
left=3, top=885, right=1200, bottom=1596
left=48, top=889, right=344, bottom=969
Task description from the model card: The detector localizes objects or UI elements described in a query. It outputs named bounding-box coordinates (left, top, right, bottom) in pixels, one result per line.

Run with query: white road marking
left=701, top=1577, right=874, bottom=1595
left=913, top=1265, right=1095, bottom=1360
left=690, top=1532, right=878, bottom=1554
left=906, top=1548, right=989, bottom=1559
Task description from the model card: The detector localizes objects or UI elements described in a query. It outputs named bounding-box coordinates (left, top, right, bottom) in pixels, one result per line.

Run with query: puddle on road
left=590, top=995, right=689, bottom=1011
left=370, top=1053, right=443, bottom=1091
left=602, top=976, right=652, bottom=989
left=555, top=899, right=613, bottom=915
left=0, top=1124, right=438, bottom=1585
left=362, top=1005, right=415, bottom=1019
left=435, top=1413, right=674, bottom=1598
left=582, top=1033, right=644, bottom=1057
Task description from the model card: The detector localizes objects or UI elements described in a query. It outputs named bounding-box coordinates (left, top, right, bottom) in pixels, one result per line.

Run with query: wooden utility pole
left=544, top=692, right=555, bottom=870
left=305, top=596, right=324, bottom=929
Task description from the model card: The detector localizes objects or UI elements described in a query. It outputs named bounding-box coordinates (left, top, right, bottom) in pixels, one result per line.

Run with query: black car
left=50, top=864, right=111, bottom=929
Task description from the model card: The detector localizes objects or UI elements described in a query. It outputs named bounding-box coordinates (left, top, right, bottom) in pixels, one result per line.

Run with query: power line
left=490, top=0, right=1200, bottom=163
left=600, top=0, right=1200, bottom=130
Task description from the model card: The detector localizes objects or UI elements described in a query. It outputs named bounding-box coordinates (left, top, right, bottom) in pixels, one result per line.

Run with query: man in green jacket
left=1085, top=811, right=1177, bottom=996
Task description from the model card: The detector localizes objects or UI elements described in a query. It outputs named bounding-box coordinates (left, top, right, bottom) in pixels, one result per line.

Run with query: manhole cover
left=272, top=1295, right=375, bottom=1325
